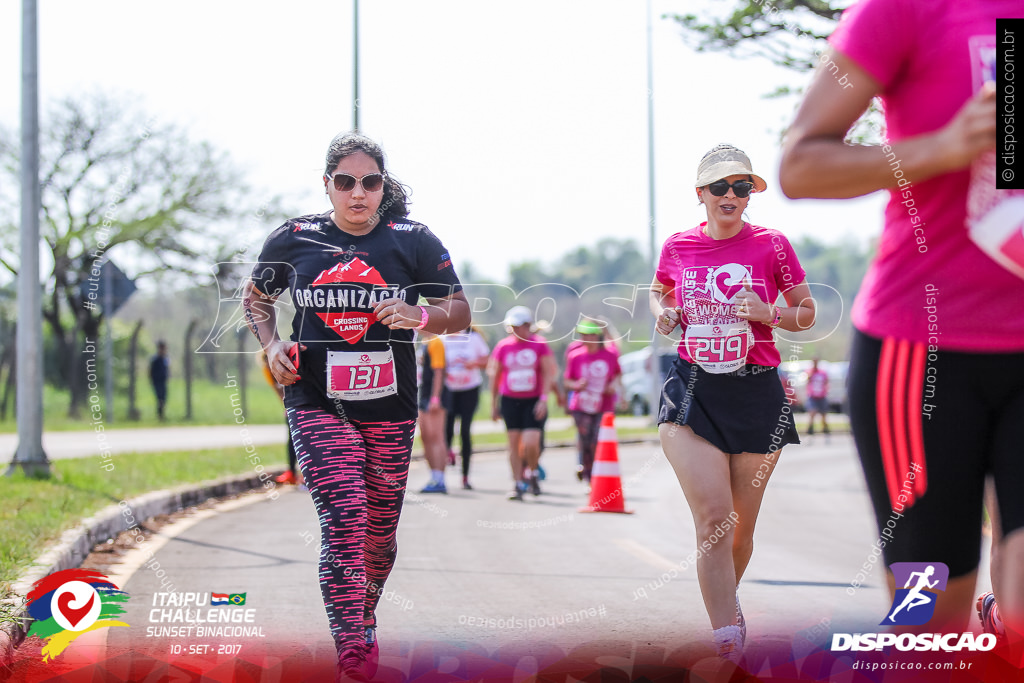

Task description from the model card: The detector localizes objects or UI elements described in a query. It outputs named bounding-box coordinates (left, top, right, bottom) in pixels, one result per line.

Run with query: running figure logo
left=882, top=562, right=949, bottom=626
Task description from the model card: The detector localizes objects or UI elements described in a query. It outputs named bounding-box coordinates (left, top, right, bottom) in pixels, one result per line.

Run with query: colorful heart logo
left=56, top=591, right=95, bottom=629
left=26, top=569, right=129, bottom=661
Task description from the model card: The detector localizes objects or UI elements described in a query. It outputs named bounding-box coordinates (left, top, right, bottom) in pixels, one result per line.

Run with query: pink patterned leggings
left=287, top=406, right=415, bottom=651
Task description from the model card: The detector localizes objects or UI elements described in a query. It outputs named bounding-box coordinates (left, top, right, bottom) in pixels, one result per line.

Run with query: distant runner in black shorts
left=488, top=306, right=556, bottom=500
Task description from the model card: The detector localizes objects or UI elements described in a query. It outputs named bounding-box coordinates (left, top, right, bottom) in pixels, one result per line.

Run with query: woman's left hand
left=533, top=398, right=548, bottom=420
left=734, top=281, right=772, bottom=323
left=374, top=298, right=422, bottom=329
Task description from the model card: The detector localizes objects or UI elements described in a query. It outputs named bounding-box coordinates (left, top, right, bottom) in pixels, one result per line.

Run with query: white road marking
left=612, top=538, right=680, bottom=572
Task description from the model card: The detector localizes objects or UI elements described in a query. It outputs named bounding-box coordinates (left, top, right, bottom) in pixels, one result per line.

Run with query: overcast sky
left=1, top=0, right=884, bottom=283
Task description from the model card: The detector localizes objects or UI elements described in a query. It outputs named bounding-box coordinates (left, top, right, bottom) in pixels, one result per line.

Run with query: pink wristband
left=415, top=306, right=429, bottom=330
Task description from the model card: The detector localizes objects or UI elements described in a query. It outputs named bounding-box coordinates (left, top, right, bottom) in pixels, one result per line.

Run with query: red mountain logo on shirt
left=310, top=257, right=388, bottom=343
left=312, top=257, right=386, bottom=288
left=317, top=312, right=373, bottom=344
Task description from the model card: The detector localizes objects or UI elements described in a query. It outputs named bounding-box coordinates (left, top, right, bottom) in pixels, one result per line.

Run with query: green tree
left=0, top=94, right=276, bottom=417
left=669, top=1, right=881, bottom=142
left=668, top=0, right=846, bottom=71
left=502, top=238, right=654, bottom=353
left=0, top=281, right=14, bottom=420
left=508, top=261, right=551, bottom=294
left=556, top=238, right=651, bottom=292
left=780, top=235, right=874, bottom=359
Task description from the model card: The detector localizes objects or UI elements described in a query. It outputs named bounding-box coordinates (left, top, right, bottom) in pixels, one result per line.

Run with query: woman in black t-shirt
left=243, top=132, right=470, bottom=680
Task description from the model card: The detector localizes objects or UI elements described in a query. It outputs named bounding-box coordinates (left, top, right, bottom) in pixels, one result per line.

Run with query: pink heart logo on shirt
left=715, top=271, right=745, bottom=302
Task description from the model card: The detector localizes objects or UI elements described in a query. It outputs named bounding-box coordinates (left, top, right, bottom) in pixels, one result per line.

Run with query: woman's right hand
left=491, top=401, right=500, bottom=422
left=655, top=307, right=682, bottom=336
left=935, top=82, right=997, bottom=172
left=266, top=340, right=303, bottom=386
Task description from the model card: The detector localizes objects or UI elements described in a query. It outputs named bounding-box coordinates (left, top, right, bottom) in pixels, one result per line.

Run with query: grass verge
left=0, top=445, right=285, bottom=603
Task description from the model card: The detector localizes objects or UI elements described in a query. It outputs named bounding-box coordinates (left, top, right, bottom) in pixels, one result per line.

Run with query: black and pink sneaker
left=363, top=626, right=379, bottom=679
left=977, top=591, right=1006, bottom=644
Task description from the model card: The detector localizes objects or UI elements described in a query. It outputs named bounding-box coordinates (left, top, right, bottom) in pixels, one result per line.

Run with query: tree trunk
left=0, top=322, right=15, bottom=421
left=204, top=348, right=219, bottom=384
left=237, top=328, right=248, bottom=418
left=184, top=319, right=197, bottom=420
left=44, top=306, right=74, bottom=418
left=45, top=282, right=70, bottom=386
left=68, top=316, right=100, bottom=419
left=127, top=320, right=143, bottom=421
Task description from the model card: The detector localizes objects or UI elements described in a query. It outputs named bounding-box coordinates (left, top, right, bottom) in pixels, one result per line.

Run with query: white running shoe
left=736, top=593, right=747, bottom=642
left=713, top=624, right=743, bottom=663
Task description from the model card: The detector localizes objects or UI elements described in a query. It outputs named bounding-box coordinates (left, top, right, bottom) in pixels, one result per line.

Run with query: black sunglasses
left=707, top=179, right=755, bottom=198
left=326, top=172, right=385, bottom=193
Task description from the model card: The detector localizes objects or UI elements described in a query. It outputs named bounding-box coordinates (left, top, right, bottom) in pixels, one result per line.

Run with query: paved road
left=67, top=432, right=979, bottom=680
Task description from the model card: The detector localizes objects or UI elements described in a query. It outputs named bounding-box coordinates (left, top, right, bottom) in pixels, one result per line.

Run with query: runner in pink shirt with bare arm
left=780, top=0, right=1024, bottom=641
left=652, top=145, right=816, bottom=660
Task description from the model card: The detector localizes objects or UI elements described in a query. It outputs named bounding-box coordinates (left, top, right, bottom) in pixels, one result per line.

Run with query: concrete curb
left=0, top=467, right=284, bottom=672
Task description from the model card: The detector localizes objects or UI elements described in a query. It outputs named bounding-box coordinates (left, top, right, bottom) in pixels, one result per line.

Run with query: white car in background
left=616, top=347, right=675, bottom=416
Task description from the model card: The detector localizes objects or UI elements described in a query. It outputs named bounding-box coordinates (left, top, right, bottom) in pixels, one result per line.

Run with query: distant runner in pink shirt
left=564, top=319, right=621, bottom=482
left=805, top=358, right=830, bottom=438
left=488, top=306, right=557, bottom=500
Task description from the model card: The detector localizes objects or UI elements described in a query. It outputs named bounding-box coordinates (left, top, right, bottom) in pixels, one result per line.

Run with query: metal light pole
left=646, top=0, right=657, bottom=272
left=646, top=0, right=662, bottom=422
left=353, top=0, right=360, bottom=131
left=8, top=0, right=50, bottom=477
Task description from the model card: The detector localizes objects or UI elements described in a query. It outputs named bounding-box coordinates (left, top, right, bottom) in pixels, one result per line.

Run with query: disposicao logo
left=26, top=568, right=129, bottom=661
left=883, top=562, right=948, bottom=626
left=832, top=562, right=996, bottom=653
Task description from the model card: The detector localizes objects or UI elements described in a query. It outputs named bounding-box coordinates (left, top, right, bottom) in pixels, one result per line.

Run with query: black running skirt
left=658, top=356, right=799, bottom=455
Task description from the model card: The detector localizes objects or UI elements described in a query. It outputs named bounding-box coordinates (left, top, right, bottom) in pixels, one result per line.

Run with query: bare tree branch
left=0, top=92, right=286, bottom=415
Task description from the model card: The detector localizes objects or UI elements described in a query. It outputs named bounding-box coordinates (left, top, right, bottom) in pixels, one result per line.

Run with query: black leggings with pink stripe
left=848, top=329, right=1024, bottom=578
left=287, top=406, right=415, bottom=652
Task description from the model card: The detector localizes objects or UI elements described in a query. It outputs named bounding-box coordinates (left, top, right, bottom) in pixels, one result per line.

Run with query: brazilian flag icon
left=228, top=593, right=246, bottom=606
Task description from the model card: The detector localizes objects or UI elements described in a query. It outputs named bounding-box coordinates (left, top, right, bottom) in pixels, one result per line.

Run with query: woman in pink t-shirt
left=488, top=306, right=558, bottom=500
left=650, top=145, right=816, bottom=661
left=564, top=319, right=622, bottom=482
left=780, top=0, right=1024, bottom=640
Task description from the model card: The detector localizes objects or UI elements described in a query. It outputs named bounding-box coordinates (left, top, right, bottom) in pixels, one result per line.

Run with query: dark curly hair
left=324, top=132, right=410, bottom=219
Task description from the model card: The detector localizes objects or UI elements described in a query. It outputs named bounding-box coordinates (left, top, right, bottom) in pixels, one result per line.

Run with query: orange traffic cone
left=579, top=412, right=633, bottom=514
